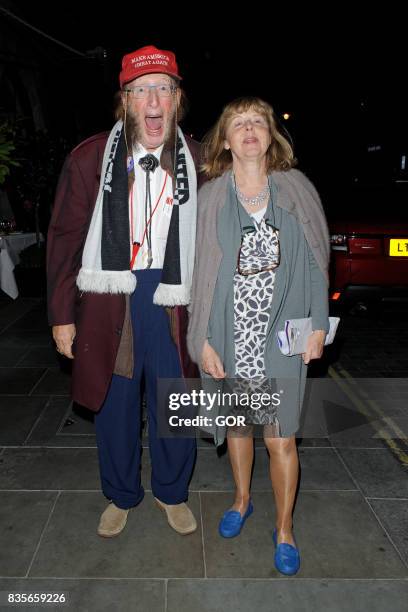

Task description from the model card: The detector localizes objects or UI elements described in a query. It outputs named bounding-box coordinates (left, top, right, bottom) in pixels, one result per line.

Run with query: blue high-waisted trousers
left=94, top=269, right=197, bottom=509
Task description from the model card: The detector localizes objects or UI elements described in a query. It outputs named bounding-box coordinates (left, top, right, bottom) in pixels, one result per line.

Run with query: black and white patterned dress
left=233, top=208, right=280, bottom=425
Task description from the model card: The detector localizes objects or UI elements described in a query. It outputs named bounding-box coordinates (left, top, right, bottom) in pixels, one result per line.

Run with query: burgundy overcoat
left=47, top=131, right=201, bottom=411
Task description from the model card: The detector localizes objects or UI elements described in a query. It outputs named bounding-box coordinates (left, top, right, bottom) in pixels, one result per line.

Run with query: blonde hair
left=201, top=96, right=296, bottom=178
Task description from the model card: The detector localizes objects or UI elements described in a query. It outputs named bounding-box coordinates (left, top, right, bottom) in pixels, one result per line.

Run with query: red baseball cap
left=119, top=45, right=181, bottom=88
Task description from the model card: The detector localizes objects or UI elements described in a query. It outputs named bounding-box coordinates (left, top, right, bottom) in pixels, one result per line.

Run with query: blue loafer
left=272, top=528, right=300, bottom=575
left=218, top=500, right=253, bottom=538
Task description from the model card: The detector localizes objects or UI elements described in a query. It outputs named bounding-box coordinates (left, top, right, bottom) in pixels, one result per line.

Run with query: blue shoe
left=272, top=528, right=300, bottom=575
left=218, top=500, right=253, bottom=538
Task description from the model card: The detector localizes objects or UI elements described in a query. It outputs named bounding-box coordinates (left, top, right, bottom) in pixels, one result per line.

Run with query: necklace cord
left=130, top=171, right=168, bottom=269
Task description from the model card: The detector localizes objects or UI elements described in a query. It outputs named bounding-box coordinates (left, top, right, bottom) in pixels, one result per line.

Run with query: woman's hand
left=302, top=330, right=326, bottom=364
left=201, top=340, right=226, bottom=379
left=52, top=324, right=76, bottom=359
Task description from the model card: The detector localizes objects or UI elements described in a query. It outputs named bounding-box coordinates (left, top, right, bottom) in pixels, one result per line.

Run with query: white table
left=0, top=232, right=42, bottom=299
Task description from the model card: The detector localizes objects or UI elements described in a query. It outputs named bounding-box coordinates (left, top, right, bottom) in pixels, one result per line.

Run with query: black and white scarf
left=76, top=120, right=197, bottom=306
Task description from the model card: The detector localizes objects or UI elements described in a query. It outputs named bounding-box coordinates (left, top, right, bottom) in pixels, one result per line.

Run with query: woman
left=187, top=97, right=330, bottom=575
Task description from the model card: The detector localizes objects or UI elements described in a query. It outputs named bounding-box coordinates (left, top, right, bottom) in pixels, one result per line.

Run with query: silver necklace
left=232, top=175, right=270, bottom=207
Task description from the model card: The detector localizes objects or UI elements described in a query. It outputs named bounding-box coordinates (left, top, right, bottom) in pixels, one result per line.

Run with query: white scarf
left=76, top=120, right=197, bottom=306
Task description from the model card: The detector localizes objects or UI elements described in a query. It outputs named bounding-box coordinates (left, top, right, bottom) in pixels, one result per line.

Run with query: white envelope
left=277, top=317, right=340, bottom=356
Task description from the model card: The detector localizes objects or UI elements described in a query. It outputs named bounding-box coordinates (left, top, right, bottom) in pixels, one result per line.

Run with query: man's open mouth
left=145, top=116, right=163, bottom=131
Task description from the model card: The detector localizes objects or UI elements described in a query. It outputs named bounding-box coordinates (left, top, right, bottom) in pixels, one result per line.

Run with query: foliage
left=0, top=122, right=20, bottom=185
left=4, top=120, right=72, bottom=232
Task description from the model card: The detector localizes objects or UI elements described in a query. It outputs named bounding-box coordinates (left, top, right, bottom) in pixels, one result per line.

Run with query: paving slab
left=29, top=492, right=204, bottom=578
left=167, top=578, right=408, bottom=612
left=0, top=578, right=165, bottom=612
left=190, top=447, right=355, bottom=492
left=0, top=396, right=49, bottom=445
left=200, top=491, right=408, bottom=578
left=336, top=448, right=408, bottom=497
left=0, top=491, right=57, bottom=577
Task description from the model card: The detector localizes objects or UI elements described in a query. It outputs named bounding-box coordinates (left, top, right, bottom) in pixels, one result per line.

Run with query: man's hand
left=52, top=324, right=76, bottom=359
left=302, top=330, right=326, bottom=364
left=201, top=340, right=226, bottom=379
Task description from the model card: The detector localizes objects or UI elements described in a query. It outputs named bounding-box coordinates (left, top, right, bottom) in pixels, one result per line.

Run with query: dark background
left=1, top=1, right=407, bottom=212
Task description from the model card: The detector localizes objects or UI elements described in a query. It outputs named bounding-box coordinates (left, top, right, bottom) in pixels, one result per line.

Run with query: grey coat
left=187, top=168, right=330, bottom=443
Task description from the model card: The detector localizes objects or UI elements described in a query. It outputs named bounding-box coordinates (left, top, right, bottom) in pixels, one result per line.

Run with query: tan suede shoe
left=97, top=502, right=129, bottom=538
left=154, top=497, right=197, bottom=535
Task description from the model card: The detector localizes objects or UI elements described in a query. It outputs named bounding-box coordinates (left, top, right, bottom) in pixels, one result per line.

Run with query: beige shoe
left=154, top=497, right=197, bottom=535
left=97, top=502, right=129, bottom=538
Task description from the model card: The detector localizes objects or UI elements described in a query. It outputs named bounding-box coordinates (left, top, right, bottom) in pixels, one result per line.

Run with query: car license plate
left=389, top=238, right=408, bottom=256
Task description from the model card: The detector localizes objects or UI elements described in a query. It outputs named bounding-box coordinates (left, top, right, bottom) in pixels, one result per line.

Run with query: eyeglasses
left=123, top=84, right=177, bottom=98
left=237, top=222, right=280, bottom=276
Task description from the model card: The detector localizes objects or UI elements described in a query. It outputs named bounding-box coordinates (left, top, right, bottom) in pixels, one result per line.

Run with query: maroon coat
left=47, top=131, right=201, bottom=411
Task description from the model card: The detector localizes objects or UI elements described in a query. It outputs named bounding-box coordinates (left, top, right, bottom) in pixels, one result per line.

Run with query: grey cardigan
left=187, top=168, right=330, bottom=369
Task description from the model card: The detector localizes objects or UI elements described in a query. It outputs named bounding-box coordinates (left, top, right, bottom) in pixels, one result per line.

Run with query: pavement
left=0, top=295, right=407, bottom=611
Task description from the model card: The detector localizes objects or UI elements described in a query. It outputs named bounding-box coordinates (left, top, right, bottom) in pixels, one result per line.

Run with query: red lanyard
left=130, top=171, right=169, bottom=269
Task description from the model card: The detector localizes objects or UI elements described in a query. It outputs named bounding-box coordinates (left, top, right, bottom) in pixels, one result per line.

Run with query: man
left=47, top=45, right=200, bottom=538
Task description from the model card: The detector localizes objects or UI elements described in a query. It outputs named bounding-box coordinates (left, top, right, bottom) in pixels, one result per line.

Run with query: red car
left=327, top=181, right=408, bottom=306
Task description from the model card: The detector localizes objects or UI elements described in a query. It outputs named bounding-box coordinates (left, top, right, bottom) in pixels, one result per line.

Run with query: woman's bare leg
left=226, top=428, right=254, bottom=515
left=264, top=434, right=299, bottom=546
